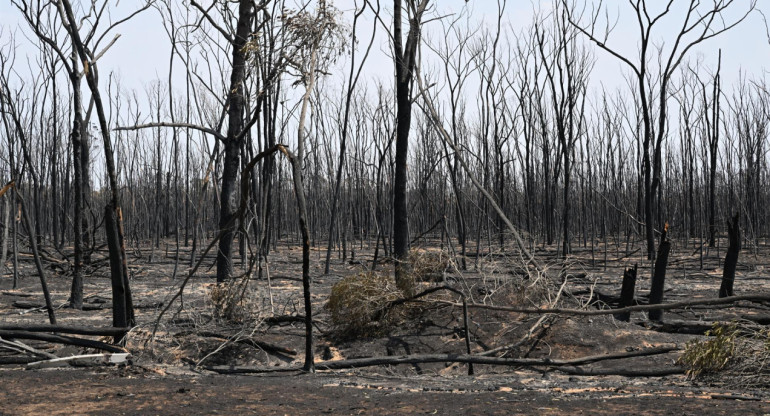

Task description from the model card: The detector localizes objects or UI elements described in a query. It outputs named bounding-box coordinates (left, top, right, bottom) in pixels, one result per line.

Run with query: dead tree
left=55, top=0, right=151, bottom=325
left=324, top=1, right=377, bottom=275
left=567, top=0, right=756, bottom=260
left=215, top=0, right=255, bottom=283
left=393, top=0, right=430, bottom=294
left=705, top=51, right=722, bottom=247
left=536, top=2, right=592, bottom=258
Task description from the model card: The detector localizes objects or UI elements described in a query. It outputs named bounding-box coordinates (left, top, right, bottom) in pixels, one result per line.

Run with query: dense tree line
left=0, top=0, right=766, bottom=307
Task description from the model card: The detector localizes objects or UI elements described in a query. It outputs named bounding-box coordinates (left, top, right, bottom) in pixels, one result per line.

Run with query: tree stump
left=616, top=264, right=637, bottom=322
left=719, top=213, right=741, bottom=298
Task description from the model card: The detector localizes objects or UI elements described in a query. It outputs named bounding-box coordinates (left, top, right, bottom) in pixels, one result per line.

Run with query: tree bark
left=69, top=50, right=84, bottom=310
left=105, top=203, right=128, bottom=343
left=392, top=0, right=429, bottom=294
left=616, top=264, right=637, bottom=322
left=1, top=196, right=8, bottom=272
left=216, top=0, right=254, bottom=283
left=648, top=227, right=670, bottom=321
left=719, top=213, right=740, bottom=298
left=16, top=191, right=56, bottom=325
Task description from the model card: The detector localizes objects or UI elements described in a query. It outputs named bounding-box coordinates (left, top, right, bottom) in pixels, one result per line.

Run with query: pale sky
left=0, top=1, right=768, bottom=109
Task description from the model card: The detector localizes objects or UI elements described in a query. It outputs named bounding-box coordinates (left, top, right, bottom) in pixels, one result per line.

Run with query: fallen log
left=18, top=252, right=68, bottom=265
left=0, top=325, right=130, bottom=337
left=442, top=294, right=770, bottom=317
left=27, top=353, right=131, bottom=369
left=12, top=301, right=162, bottom=311
left=12, top=301, right=44, bottom=309
left=0, top=336, right=58, bottom=359
left=555, top=366, right=684, bottom=377
left=263, top=315, right=307, bottom=325
left=208, top=345, right=679, bottom=374
left=0, top=356, right=38, bottom=365
left=710, top=393, right=762, bottom=401
left=1, top=291, right=33, bottom=298
left=643, top=320, right=714, bottom=335
left=175, top=330, right=297, bottom=357
left=0, top=330, right=127, bottom=353
left=85, top=301, right=163, bottom=311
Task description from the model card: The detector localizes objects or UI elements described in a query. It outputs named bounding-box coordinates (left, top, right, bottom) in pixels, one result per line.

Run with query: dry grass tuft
left=409, top=249, right=450, bottom=282
left=326, top=271, right=410, bottom=338
left=209, top=282, right=261, bottom=324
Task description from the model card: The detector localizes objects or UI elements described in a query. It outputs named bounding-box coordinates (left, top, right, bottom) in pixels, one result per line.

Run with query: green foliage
left=678, top=323, right=739, bottom=378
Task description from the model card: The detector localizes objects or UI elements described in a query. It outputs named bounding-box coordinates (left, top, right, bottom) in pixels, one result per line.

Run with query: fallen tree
left=0, top=330, right=127, bottom=353
left=0, top=325, right=130, bottom=337
left=441, top=294, right=770, bottom=317
left=208, top=345, right=679, bottom=374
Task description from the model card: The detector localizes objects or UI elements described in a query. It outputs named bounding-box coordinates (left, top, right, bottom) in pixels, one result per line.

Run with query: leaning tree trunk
left=59, top=0, right=134, bottom=326
left=15, top=189, right=56, bottom=325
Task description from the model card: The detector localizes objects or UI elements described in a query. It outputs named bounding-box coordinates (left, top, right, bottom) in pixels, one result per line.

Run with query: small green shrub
left=678, top=323, right=738, bottom=378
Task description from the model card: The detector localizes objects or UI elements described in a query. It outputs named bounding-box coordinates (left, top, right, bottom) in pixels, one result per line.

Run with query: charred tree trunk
left=59, top=0, right=135, bottom=328
left=392, top=0, right=429, bottom=294
left=719, top=213, right=740, bottom=298
left=616, top=264, right=637, bottom=322
left=16, top=190, right=56, bottom=325
left=708, top=51, right=722, bottom=248
left=69, top=51, right=84, bottom=310
left=648, top=226, right=670, bottom=321
left=1, top=196, right=8, bottom=272
left=216, top=0, right=254, bottom=283
left=105, top=203, right=128, bottom=342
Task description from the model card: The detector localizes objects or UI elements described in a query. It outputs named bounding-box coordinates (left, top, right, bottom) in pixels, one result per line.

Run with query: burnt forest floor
left=2, top=235, right=770, bottom=415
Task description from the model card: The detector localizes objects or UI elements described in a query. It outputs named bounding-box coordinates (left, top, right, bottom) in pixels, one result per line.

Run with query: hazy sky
left=1, top=1, right=768, bottom=101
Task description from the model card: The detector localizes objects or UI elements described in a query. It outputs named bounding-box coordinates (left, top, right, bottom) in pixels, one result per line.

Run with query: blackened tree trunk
left=68, top=48, right=84, bottom=310
left=58, top=0, right=135, bottom=325
left=17, top=190, right=56, bottom=325
left=392, top=0, right=429, bottom=294
left=0, top=196, right=8, bottom=270
left=719, top=213, right=740, bottom=298
left=648, top=226, right=670, bottom=321
left=216, top=0, right=254, bottom=283
left=616, top=264, right=637, bottom=322
left=105, top=203, right=128, bottom=342
left=708, top=51, right=722, bottom=248
left=50, top=59, right=60, bottom=250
